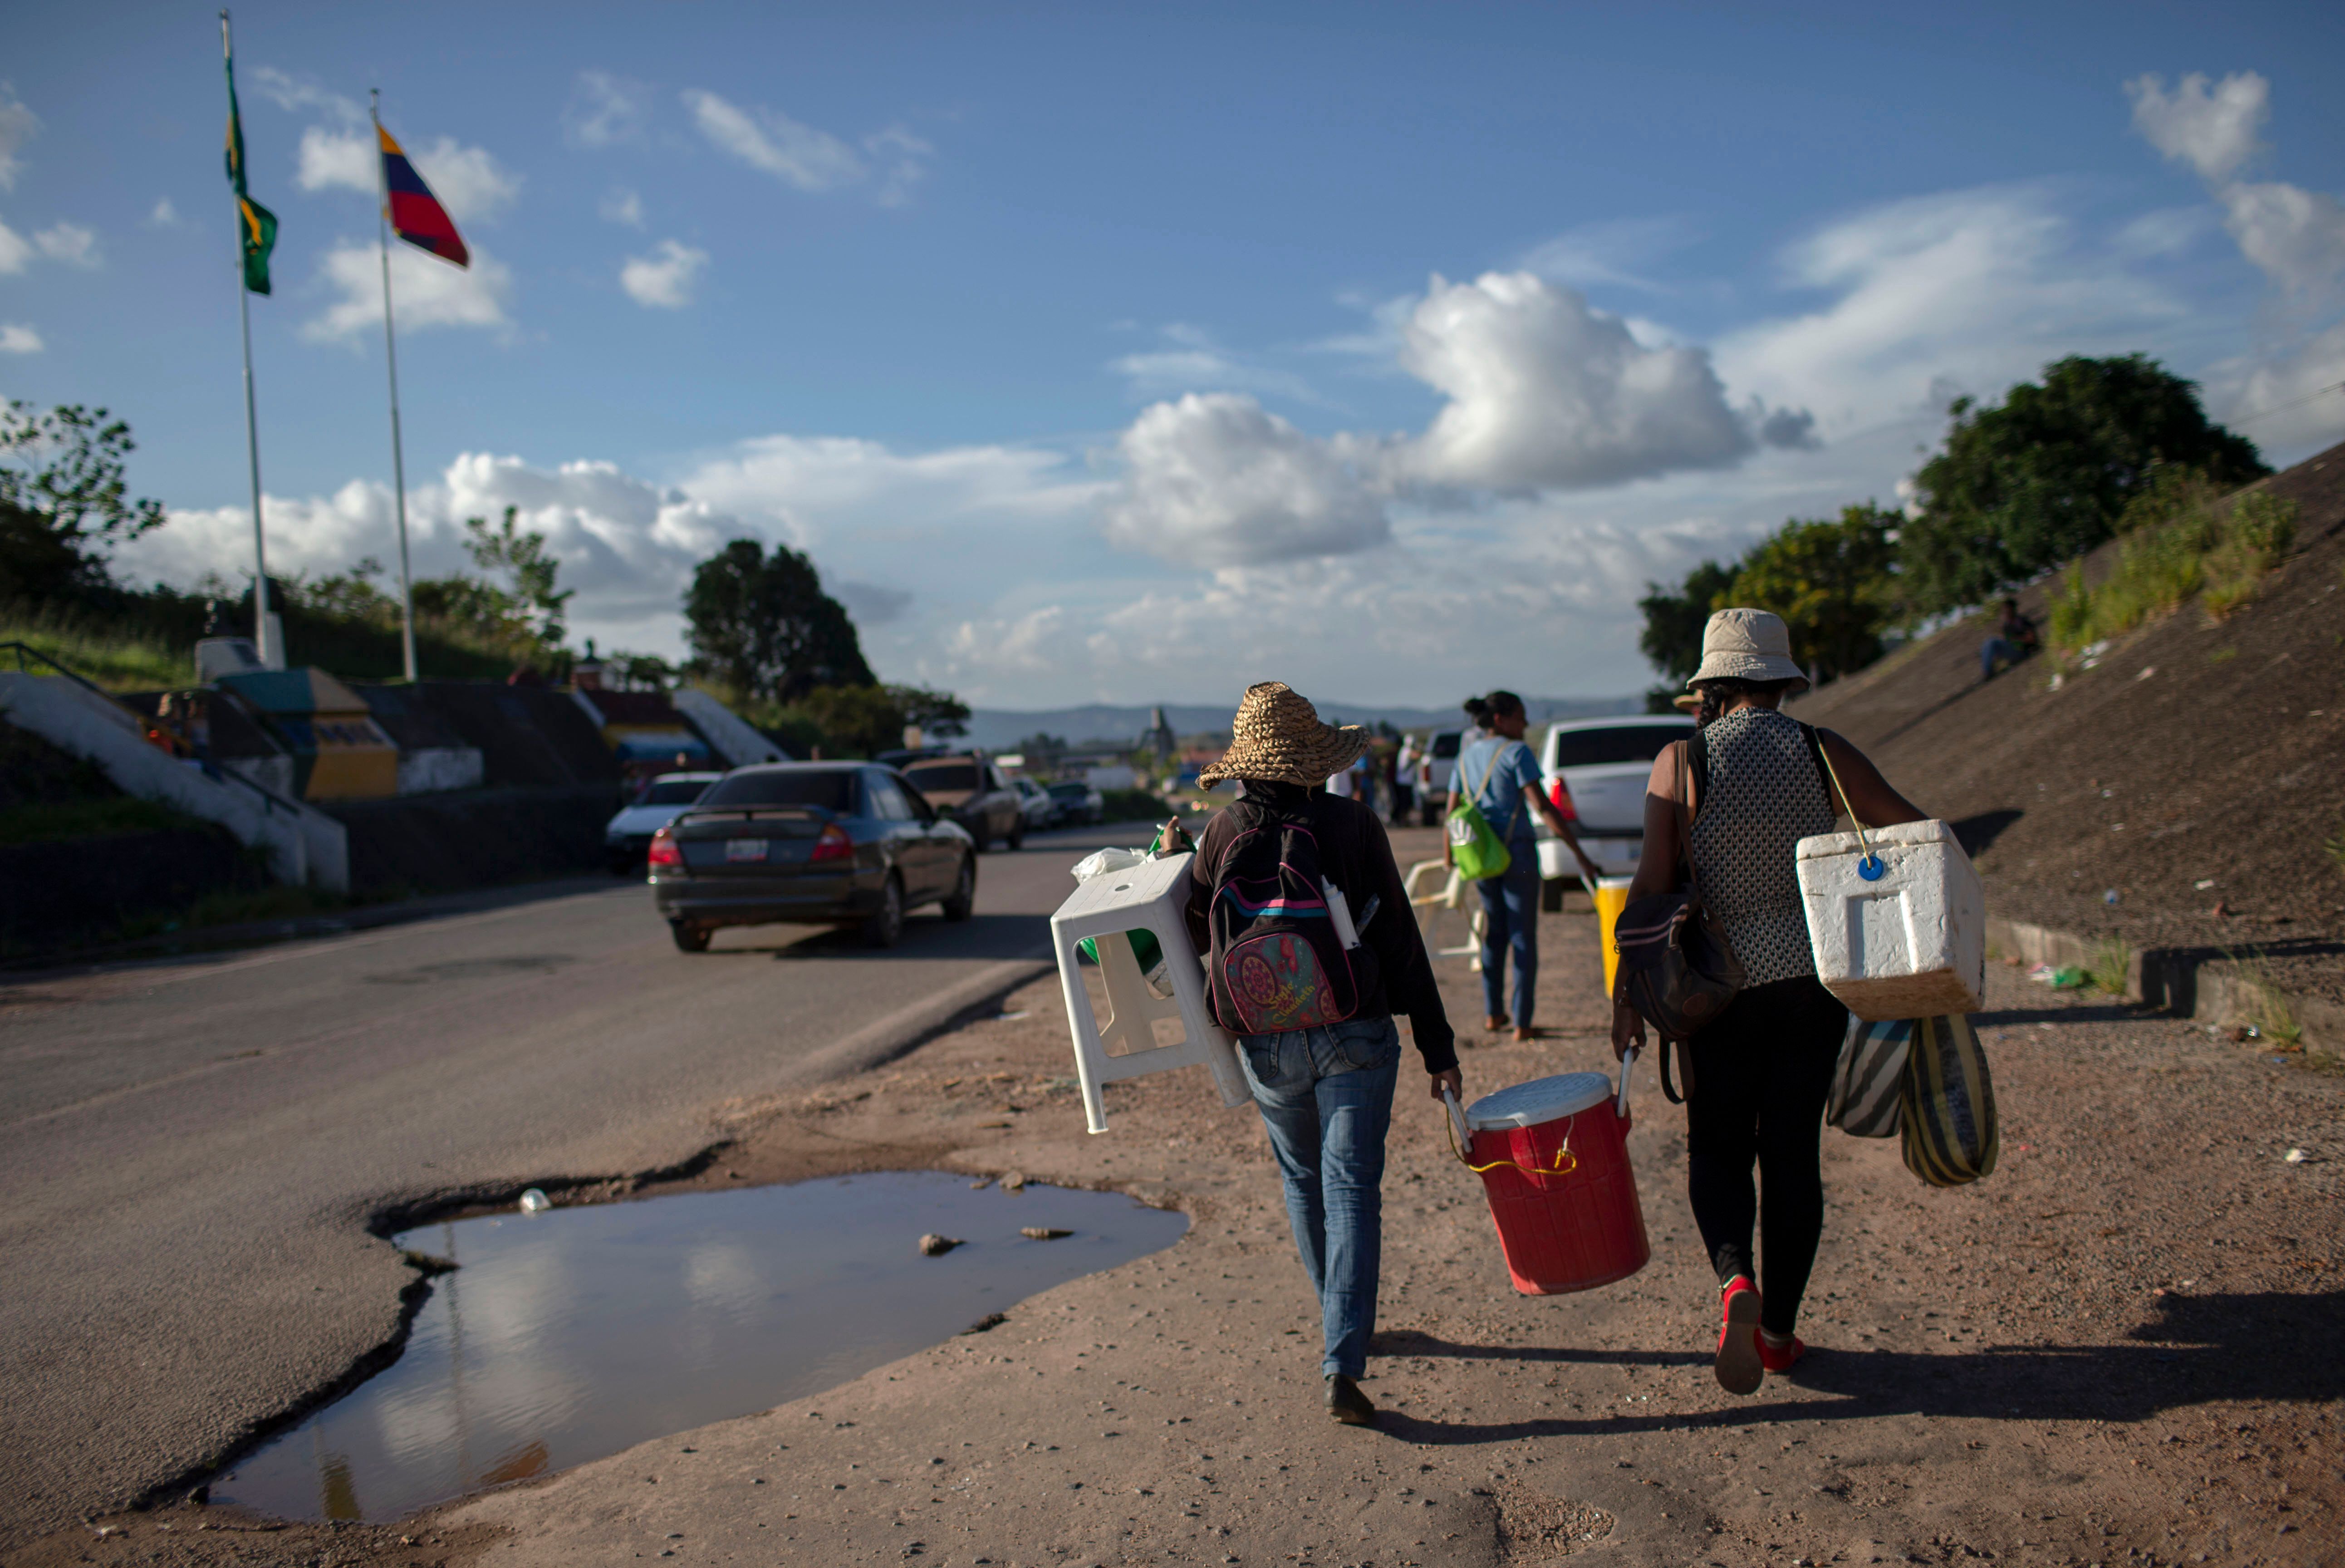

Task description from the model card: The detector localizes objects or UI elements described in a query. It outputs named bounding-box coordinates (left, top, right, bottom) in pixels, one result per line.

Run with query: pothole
left=211, top=1171, right=1186, bottom=1523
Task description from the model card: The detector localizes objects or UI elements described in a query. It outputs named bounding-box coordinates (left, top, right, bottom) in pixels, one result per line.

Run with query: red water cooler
left=1447, top=1061, right=1649, bottom=1296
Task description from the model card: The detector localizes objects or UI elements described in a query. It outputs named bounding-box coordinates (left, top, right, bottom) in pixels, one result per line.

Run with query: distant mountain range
left=961, top=696, right=1643, bottom=751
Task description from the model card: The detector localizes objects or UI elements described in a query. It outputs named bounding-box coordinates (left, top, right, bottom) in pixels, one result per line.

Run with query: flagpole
left=221, top=10, right=276, bottom=670
left=371, top=88, right=419, bottom=683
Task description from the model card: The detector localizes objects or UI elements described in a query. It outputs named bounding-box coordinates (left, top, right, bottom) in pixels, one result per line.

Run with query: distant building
left=1140, top=705, right=1177, bottom=760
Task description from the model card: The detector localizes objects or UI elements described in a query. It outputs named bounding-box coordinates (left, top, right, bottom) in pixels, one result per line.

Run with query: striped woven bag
left=1898, top=1013, right=2000, bottom=1186
left=1827, top=1015, right=1910, bottom=1138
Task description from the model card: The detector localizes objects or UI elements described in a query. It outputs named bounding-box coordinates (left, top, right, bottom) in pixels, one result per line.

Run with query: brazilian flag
left=223, top=56, right=277, bottom=295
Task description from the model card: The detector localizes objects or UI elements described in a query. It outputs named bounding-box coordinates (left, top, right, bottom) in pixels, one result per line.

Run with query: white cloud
left=0, top=322, right=41, bottom=353
left=685, top=89, right=863, bottom=191
left=599, top=187, right=644, bottom=228
left=298, top=126, right=520, bottom=223
left=1110, top=323, right=1326, bottom=405
left=1103, top=393, right=1390, bottom=567
left=0, top=84, right=38, bottom=191
left=1715, top=185, right=2185, bottom=436
left=304, top=240, right=514, bottom=343
left=0, top=217, right=29, bottom=274
left=2205, top=321, right=2345, bottom=453
left=250, top=68, right=363, bottom=125
left=147, top=197, right=179, bottom=228
left=620, top=239, right=708, bottom=308
left=2217, top=181, right=2345, bottom=302
left=565, top=71, right=648, bottom=148
left=832, top=580, right=912, bottom=624
left=2126, top=71, right=2268, bottom=185
left=33, top=220, right=97, bottom=267
left=1397, top=271, right=1756, bottom=492
left=682, top=89, right=930, bottom=202
left=2126, top=71, right=2345, bottom=304
left=1519, top=216, right=1700, bottom=293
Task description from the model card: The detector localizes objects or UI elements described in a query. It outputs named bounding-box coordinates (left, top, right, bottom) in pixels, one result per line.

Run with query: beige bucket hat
left=1198, top=681, right=1369, bottom=789
left=1688, top=607, right=1809, bottom=690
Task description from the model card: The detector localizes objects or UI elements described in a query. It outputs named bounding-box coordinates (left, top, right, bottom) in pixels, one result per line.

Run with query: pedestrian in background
left=1390, top=736, right=1418, bottom=827
left=1613, top=609, right=1926, bottom=1395
left=1168, top=682, right=1459, bottom=1428
left=1448, top=690, right=1600, bottom=1041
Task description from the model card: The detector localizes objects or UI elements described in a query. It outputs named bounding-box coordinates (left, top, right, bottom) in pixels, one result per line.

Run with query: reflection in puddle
left=215, top=1172, right=1186, bottom=1523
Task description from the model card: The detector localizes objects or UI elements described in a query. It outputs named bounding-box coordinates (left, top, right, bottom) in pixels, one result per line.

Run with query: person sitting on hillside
left=1978, top=597, right=2039, bottom=681
left=1161, top=682, right=1458, bottom=1429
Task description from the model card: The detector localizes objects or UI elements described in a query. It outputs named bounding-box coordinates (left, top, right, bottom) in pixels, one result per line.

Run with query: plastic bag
left=1069, top=844, right=1170, bottom=994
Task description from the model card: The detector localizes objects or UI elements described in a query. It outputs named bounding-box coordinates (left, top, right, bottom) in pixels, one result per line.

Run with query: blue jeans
left=1477, top=857, right=1539, bottom=1027
left=1235, top=1016, right=1402, bottom=1380
left=1980, top=636, right=2024, bottom=679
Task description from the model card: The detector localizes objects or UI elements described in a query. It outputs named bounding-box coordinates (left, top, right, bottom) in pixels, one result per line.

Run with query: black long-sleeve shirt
left=1180, top=780, right=1457, bottom=1073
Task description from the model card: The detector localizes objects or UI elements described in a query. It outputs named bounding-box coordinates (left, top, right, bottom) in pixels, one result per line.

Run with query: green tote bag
left=1445, top=745, right=1518, bottom=881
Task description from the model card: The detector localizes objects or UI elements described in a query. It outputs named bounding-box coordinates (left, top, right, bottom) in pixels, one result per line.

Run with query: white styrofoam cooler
left=1795, top=818, right=1984, bottom=1021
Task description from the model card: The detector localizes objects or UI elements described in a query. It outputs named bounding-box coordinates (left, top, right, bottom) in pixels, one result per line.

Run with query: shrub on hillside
left=2046, top=468, right=2298, bottom=651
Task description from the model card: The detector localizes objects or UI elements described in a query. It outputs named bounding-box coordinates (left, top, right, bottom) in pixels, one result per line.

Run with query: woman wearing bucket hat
left=1611, top=609, right=1926, bottom=1396
left=1168, top=682, right=1459, bottom=1428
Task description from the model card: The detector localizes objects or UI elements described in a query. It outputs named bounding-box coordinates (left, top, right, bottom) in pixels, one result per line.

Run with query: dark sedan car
left=648, top=763, right=975, bottom=951
left=898, top=753, right=1025, bottom=851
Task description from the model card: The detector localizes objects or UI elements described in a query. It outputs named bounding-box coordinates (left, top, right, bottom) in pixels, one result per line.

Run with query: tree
left=1899, top=355, right=2268, bottom=613
left=1727, top=504, right=1900, bottom=682
left=683, top=539, right=874, bottom=702
left=896, top=685, right=970, bottom=740
left=463, top=506, right=574, bottom=643
left=0, top=402, right=168, bottom=603
left=1637, top=558, right=1737, bottom=687
left=796, top=683, right=971, bottom=758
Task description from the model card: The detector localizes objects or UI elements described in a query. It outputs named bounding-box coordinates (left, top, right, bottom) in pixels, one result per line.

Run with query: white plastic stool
left=1405, top=858, right=1485, bottom=965
left=1050, top=850, right=1250, bottom=1133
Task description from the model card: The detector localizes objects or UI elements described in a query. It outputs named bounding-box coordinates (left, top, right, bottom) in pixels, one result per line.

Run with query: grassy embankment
left=2046, top=470, right=2298, bottom=654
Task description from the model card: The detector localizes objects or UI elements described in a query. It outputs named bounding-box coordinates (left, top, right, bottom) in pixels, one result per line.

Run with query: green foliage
left=0, top=402, right=169, bottom=602
left=0, top=605, right=189, bottom=690
left=2324, top=822, right=2345, bottom=880
left=462, top=506, right=574, bottom=644
left=2085, top=937, right=2132, bottom=997
left=0, top=796, right=199, bottom=847
left=684, top=539, right=874, bottom=702
left=2045, top=469, right=2299, bottom=651
left=1899, top=355, right=2268, bottom=613
left=1638, top=506, right=1898, bottom=686
left=789, top=682, right=970, bottom=758
left=1637, top=559, right=1736, bottom=686
left=1726, top=504, right=1901, bottom=681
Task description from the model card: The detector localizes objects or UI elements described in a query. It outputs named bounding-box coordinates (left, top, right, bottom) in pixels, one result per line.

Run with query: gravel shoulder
left=14, top=824, right=2341, bottom=1568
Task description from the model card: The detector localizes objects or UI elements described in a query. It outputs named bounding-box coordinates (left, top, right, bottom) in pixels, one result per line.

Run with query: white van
left=1531, top=715, right=1694, bottom=902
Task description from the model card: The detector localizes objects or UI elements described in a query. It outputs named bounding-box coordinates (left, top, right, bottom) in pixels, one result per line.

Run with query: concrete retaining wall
left=320, top=783, right=620, bottom=897
left=0, top=673, right=348, bottom=893
left=1987, top=915, right=2341, bottom=1051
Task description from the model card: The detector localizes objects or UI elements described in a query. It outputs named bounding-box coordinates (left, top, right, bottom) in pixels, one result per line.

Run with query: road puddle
left=213, top=1171, right=1186, bottom=1523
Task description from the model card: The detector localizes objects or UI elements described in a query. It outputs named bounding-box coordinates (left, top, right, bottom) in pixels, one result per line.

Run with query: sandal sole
left=1716, top=1287, right=1764, bottom=1396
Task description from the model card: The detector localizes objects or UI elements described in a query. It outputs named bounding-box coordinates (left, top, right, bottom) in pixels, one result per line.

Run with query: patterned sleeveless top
left=1687, top=706, right=1837, bottom=987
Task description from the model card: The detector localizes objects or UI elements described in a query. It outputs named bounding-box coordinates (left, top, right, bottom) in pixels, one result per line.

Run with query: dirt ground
left=20, top=821, right=2340, bottom=1568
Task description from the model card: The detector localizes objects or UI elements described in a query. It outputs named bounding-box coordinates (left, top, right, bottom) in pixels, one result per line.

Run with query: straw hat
left=1199, top=681, right=1368, bottom=789
left=1670, top=691, right=1702, bottom=713
left=1687, top=607, right=1809, bottom=690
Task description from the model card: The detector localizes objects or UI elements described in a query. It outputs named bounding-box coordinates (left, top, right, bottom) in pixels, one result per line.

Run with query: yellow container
left=1593, top=876, right=1635, bottom=1001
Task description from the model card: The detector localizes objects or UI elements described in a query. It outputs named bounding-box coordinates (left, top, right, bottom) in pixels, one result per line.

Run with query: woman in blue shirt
left=1447, top=690, right=1600, bottom=1040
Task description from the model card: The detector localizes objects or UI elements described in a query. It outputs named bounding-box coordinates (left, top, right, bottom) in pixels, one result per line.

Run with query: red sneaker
left=1715, top=1276, right=1763, bottom=1395
left=1758, top=1332, right=1806, bottom=1374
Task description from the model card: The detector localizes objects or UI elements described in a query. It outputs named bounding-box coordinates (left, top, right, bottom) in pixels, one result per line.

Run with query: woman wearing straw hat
left=1169, top=682, right=1459, bottom=1427
left=1611, top=609, right=1926, bottom=1396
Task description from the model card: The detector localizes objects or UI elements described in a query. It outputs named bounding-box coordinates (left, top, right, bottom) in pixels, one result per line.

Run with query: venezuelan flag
left=378, top=124, right=468, bottom=268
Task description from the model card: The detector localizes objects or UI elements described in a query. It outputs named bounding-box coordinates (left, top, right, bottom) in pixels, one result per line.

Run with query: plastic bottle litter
left=2285, top=1148, right=2308, bottom=1164
left=1020, top=1227, right=1073, bottom=1240
left=518, top=1188, right=551, bottom=1214
left=2027, top=964, right=2086, bottom=990
left=2104, top=888, right=2120, bottom=905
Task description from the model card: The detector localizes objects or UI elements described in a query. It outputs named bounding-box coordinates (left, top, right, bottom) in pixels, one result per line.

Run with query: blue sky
left=5, top=1, right=2341, bottom=706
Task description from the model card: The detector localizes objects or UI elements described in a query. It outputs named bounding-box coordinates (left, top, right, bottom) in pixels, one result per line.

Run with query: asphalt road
left=0, top=821, right=1143, bottom=1545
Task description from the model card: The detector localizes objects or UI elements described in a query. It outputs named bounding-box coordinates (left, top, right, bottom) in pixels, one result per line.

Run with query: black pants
left=1683, top=975, right=1848, bottom=1336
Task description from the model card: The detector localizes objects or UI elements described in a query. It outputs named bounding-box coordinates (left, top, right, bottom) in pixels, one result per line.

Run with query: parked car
left=649, top=762, right=976, bottom=951
left=899, top=752, right=1025, bottom=850
left=1011, top=776, right=1055, bottom=832
left=604, top=770, right=722, bottom=872
left=1418, top=729, right=1464, bottom=825
left=1045, top=779, right=1103, bottom=827
left=1531, top=715, right=1695, bottom=906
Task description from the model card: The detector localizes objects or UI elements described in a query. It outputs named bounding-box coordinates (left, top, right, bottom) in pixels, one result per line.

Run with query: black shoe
left=1325, top=1374, right=1376, bottom=1426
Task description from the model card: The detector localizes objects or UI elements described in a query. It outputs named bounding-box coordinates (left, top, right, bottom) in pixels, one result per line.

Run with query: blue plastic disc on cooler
left=1858, top=854, right=1886, bottom=881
